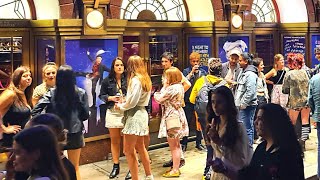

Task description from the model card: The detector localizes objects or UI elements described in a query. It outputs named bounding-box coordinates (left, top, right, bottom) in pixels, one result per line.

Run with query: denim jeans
left=317, top=122, right=320, bottom=177
left=239, top=105, right=257, bottom=146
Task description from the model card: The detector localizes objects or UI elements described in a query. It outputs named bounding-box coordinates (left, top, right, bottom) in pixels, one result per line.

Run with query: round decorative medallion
left=232, top=14, right=243, bottom=29
left=86, top=10, right=104, bottom=28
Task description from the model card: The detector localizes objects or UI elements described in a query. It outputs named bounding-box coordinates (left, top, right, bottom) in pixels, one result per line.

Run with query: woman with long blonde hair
left=265, top=54, right=288, bottom=108
left=116, top=55, right=153, bottom=180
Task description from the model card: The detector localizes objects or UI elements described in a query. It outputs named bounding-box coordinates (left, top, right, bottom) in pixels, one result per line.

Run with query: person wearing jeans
left=308, top=70, right=320, bottom=177
left=235, top=53, right=258, bottom=147
left=182, top=52, right=207, bottom=151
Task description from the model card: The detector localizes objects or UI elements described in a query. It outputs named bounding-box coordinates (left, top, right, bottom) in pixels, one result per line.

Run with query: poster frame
left=61, top=35, right=122, bottom=142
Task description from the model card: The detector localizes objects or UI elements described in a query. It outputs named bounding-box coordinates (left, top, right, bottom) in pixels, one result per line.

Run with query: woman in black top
left=99, top=57, right=127, bottom=179
left=0, top=66, right=33, bottom=147
left=265, top=54, right=289, bottom=108
left=32, top=65, right=89, bottom=180
left=211, top=103, right=304, bottom=180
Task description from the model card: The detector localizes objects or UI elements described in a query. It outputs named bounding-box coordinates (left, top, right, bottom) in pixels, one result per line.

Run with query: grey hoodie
left=235, top=65, right=258, bottom=108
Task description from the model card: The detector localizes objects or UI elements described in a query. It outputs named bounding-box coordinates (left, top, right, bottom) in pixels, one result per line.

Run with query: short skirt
left=105, top=107, right=124, bottom=128
left=122, top=106, right=149, bottom=136
left=64, top=131, right=85, bottom=150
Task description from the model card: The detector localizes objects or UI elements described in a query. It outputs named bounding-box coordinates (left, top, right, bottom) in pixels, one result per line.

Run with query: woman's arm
left=154, top=87, right=172, bottom=104
left=265, top=68, right=275, bottom=80
left=0, top=90, right=15, bottom=117
left=0, top=90, right=22, bottom=134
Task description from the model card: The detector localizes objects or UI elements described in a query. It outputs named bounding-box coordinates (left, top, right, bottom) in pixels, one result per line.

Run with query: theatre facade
left=0, top=0, right=319, bottom=164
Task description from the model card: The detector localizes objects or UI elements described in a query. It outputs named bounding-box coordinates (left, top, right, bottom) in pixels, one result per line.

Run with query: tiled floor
left=80, top=129, right=319, bottom=180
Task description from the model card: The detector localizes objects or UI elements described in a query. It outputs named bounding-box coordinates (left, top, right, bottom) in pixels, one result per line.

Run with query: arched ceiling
left=11, top=0, right=309, bottom=23
left=274, top=0, right=308, bottom=23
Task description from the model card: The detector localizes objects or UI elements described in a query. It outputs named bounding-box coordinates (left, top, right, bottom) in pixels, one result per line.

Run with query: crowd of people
left=1, top=46, right=320, bottom=180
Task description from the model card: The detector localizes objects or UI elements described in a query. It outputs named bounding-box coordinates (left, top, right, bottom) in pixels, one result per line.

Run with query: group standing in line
left=2, top=46, right=320, bottom=180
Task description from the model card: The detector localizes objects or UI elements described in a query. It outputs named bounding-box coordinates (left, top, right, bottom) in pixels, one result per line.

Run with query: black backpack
left=194, top=77, right=227, bottom=117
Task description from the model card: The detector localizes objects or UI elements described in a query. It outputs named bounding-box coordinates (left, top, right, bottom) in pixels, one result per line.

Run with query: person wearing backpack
left=189, top=57, right=228, bottom=180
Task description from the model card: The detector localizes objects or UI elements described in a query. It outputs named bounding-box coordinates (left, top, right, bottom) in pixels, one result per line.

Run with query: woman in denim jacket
left=99, top=57, right=128, bottom=179
left=234, top=53, right=258, bottom=147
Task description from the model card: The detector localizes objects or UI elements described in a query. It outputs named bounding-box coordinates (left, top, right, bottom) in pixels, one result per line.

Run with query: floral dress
left=154, top=83, right=189, bottom=138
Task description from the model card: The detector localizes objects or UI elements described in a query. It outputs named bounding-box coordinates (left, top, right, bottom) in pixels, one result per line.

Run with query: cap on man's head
left=228, top=49, right=241, bottom=57
left=315, top=47, right=320, bottom=54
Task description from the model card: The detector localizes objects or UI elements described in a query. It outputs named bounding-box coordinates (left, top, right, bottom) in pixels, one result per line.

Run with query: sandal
left=162, top=169, right=181, bottom=178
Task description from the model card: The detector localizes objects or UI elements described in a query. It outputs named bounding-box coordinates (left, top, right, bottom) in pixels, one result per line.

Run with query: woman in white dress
left=115, top=55, right=153, bottom=180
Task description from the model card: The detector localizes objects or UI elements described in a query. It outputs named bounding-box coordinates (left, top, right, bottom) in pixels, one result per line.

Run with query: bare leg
left=289, top=109, right=300, bottom=125
left=109, top=128, right=122, bottom=164
left=67, top=148, right=82, bottom=180
left=124, top=134, right=139, bottom=180
left=135, top=136, right=152, bottom=176
left=167, top=137, right=181, bottom=172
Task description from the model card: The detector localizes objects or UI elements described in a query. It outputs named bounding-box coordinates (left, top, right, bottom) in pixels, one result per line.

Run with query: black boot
left=125, top=170, right=132, bottom=180
left=109, top=163, right=119, bottom=179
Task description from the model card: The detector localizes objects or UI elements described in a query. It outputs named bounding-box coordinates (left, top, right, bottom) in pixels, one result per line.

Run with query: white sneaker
left=145, top=175, right=154, bottom=180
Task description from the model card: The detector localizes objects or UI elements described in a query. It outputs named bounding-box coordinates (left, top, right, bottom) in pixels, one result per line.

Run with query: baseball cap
left=228, top=49, right=241, bottom=57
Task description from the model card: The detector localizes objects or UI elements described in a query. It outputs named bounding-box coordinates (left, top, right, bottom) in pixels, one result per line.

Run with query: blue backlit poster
left=218, top=36, right=249, bottom=63
left=65, top=39, right=118, bottom=138
left=282, top=35, right=306, bottom=60
left=311, top=35, right=320, bottom=68
left=188, top=37, right=212, bottom=72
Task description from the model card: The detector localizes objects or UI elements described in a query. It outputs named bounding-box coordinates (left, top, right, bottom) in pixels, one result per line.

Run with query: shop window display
left=0, top=37, right=22, bottom=90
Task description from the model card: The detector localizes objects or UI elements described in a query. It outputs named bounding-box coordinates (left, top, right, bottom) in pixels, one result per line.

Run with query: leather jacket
left=99, top=75, right=127, bottom=109
left=31, top=87, right=89, bottom=133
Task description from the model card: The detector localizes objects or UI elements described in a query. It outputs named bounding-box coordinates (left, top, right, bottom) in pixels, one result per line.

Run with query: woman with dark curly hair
left=207, top=86, right=252, bottom=180
left=211, top=103, right=304, bottom=180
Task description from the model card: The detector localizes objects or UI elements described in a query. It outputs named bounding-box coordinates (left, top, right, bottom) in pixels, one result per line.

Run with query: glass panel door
left=123, top=36, right=140, bottom=64
left=149, top=35, right=178, bottom=119
left=0, top=37, right=22, bottom=90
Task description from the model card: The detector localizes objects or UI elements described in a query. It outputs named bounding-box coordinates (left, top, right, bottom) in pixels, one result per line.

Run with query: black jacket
left=31, top=87, right=89, bottom=133
left=99, top=75, right=127, bottom=109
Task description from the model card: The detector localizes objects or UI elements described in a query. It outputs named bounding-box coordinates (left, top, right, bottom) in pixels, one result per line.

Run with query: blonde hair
left=165, top=67, right=182, bottom=85
left=189, top=52, right=200, bottom=60
left=274, top=54, right=284, bottom=68
left=127, top=55, right=152, bottom=92
left=42, top=62, right=58, bottom=82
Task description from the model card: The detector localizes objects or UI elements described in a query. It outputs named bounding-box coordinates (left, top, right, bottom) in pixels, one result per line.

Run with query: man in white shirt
left=221, top=49, right=241, bottom=84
